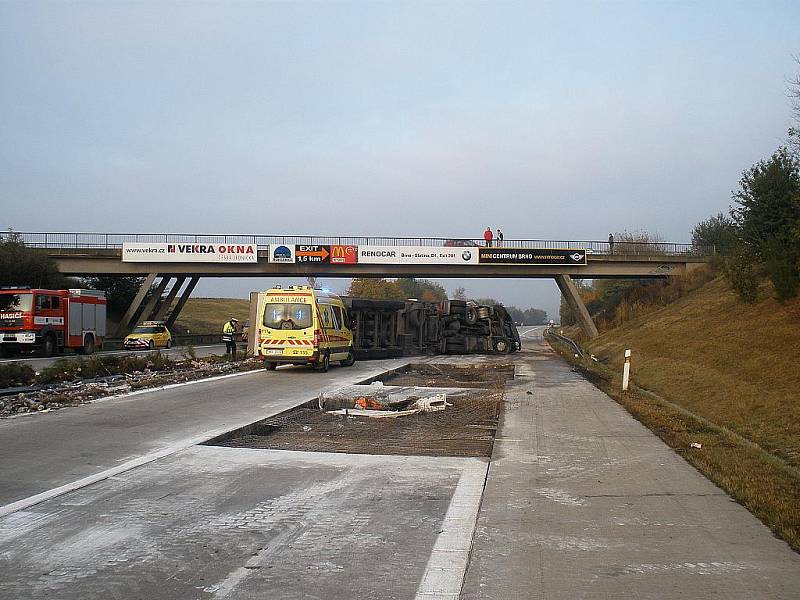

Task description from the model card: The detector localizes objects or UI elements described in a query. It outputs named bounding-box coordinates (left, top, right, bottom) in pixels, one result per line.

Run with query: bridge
left=8, top=232, right=710, bottom=340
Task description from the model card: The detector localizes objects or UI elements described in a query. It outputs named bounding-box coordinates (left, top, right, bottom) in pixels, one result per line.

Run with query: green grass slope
left=585, top=276, right=800, bottom=469
left=171, top=298, right=250, bottom=335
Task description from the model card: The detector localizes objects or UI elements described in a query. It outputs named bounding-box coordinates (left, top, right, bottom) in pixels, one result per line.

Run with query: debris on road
left=690, top=442, right=703, bottom=449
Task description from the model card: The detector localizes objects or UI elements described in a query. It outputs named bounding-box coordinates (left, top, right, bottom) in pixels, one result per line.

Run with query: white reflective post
left=622, top=349, right=631, bottom=391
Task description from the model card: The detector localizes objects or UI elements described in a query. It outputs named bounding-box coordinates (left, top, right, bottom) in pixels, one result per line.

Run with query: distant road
left=0, top=344, right=228, bottom=369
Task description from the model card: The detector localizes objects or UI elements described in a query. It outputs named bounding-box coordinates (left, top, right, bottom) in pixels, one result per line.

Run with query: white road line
left=0, top=417, right=262, bottom=519
left=414, top=460, right=489, bottom=599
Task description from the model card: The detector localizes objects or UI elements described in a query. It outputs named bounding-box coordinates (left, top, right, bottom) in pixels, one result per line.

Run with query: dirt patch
left=365, top=362, right=515, bottom=389
left=206, top=390, right=502, bottom=457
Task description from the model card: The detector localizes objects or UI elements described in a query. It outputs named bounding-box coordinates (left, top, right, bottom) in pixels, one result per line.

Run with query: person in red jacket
left=483, top=227, right=494, bottom=247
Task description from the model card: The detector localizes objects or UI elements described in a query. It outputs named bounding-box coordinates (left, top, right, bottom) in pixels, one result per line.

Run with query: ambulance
left=255, top=286, right=355, bottom=372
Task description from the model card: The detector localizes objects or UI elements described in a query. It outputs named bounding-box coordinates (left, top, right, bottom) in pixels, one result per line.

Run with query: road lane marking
left=414, top=460, right=489, bottom=599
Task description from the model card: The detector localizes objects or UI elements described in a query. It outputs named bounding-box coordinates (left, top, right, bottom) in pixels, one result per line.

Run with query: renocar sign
left=357, top=246, right=479, bottom=264
left=122, top=243, right=257, bottom=263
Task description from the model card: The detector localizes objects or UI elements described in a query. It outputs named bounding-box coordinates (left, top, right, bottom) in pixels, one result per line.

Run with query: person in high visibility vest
left=223, top=317, right=238, bottom=358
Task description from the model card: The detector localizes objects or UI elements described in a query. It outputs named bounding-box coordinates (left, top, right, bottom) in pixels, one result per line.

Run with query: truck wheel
left=340, top=349, right=356, bottom=367
left=83, top=335, right=95, bottom=355
left=465, top=307, right=478, bottom=325
left=42, top=334, right=55, bottom=358
left=494, top=339, right=511, bottom=354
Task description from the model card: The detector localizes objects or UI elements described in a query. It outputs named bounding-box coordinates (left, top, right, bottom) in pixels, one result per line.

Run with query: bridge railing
left=1, top=231, right=711, bottom=256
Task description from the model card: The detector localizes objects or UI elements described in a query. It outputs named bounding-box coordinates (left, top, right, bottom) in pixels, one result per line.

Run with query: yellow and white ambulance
left=255, top=286, right=355, bottom=372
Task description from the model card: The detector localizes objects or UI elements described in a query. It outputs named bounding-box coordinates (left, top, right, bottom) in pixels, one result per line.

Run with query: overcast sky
left=1, top=1, right=798, bottom=319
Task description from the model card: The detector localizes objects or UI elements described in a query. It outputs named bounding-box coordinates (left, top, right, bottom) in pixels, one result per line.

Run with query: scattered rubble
left=0, top=355, right=263, bottom=418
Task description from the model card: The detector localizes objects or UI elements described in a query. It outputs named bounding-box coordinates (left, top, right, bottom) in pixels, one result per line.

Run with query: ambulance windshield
left=263, top=303, right=313, bottom=330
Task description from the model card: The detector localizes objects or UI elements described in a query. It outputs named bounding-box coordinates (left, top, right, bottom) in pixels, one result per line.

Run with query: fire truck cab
left=0, top=288, right=107, bottom=357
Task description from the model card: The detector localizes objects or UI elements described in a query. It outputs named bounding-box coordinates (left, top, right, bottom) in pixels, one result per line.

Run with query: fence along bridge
left=7, top=232, right=710, bottom=340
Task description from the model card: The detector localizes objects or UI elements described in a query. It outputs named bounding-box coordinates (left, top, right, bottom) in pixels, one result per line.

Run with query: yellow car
left=124, top=321, right=172, bottom=350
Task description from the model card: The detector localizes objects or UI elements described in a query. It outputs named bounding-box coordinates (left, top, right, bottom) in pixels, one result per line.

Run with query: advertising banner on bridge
left=357, top=245, right=479, bottom=265
left=122, top=242, right=257, bottom=263
left=478, top=248, right=587, bottom=266
left=268, top=244, right=358, bottom=264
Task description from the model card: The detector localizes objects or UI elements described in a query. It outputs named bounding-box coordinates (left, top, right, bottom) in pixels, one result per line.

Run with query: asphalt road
left=2, top=334, right=799, bottom=599
left=0, top=343, right=228, bottom=369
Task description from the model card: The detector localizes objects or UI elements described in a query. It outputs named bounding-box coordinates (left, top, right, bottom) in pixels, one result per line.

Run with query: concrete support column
left=114, top=273, right=157, bottom=337
left=554, top=274, right=599, bottom=340
left=138, top=276, right=171, bottom=324
left=247, top=291, right=259, bottom=356
left=153, top=277, right=186, bottom=321
left=166, top=277, right=199, bottom=330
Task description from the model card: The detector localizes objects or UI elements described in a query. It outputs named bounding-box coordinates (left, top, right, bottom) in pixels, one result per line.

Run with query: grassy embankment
left=552, top=275, right=800, bottom=551
left=171, top=298, right=250, bottom=335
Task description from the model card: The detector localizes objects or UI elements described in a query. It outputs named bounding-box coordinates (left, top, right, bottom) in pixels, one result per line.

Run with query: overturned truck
left=344, top=298, right=521, bottom=361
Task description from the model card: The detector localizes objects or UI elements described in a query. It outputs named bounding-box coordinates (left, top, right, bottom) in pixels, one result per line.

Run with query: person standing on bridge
left=223, top=317, right=238, bottom=359
left=608, top=233, right=615, bottom=255
left=496, top=228, right=504, bottom=246
left=483, top=227, right=494, bottom=247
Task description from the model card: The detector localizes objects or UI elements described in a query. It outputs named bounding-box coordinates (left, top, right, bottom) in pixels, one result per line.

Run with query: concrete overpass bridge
left=9, top=232, right=710, bottom=340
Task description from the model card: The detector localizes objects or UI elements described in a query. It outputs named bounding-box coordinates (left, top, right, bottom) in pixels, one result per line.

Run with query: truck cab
left=0, top=288, right=106, bottom=357
left=255, top=285, right=355, bottom=372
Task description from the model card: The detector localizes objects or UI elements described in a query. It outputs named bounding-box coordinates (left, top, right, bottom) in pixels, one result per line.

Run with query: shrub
left=0, top=363, right=36, bottom=388
left=763, top=239, right=800, bottom=302
left=724, top=253, right=760, bottom=303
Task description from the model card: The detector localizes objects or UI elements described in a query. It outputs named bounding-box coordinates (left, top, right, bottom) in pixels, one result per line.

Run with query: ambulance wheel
left=148, top=340, right=155, bottom=350
left=42, top=334, right=55, bottom=358
left=265, top=362, right=277, bottom=371
left=317, top=352, right=330, bottom=373
left=340, top=349, right=356, bottom=367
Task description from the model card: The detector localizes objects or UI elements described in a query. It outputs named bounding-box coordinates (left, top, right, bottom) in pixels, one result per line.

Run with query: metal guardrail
left=2, top=231, right=711, bottom=257
left=544, top=327, right=584, bottom=357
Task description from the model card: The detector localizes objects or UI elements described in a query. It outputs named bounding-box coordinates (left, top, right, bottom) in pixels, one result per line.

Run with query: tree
left=396, top=278, right=447, bottom=302
left=731, top=147, right=800, bottom=301
left=691, top=213, right=738, bottom=255
left=0, top=231, right=69, bottom=289
left=83, top=276, right=148, bottom=318
left=452, top=286, right=467, bottom=300
left=347, top=278, right=406, bottom=300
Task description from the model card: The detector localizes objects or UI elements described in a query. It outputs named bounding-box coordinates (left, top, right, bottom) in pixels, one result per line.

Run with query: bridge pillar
left=554, top=274, right=599, bottom=340
left=114, top=273, right=157, bottom=337
left=153, top=276, right=186, bottom=321
left=138, top=276, right=171, bottom=324
left=166, top=277, right=199, bottom=331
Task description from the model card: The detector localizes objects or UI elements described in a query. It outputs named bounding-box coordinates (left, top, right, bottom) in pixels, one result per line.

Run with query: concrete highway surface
left=1, top=329, right=798, bottom=599
left=0, top=343, right=228, bottom=370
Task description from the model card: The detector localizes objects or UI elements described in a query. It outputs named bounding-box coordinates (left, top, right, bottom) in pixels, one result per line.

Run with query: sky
left=1, top=1, right=798, bottom=319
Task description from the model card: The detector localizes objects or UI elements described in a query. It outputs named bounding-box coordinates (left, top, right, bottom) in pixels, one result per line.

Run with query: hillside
left=556, top=275, right=800, bottom=549
left=171, top=298, right=251, bottom=335
left=584, top=276, right=800, bottom=469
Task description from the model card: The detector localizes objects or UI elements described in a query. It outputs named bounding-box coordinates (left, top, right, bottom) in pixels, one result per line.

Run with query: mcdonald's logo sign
left=330, top=245, right=358, bottom=264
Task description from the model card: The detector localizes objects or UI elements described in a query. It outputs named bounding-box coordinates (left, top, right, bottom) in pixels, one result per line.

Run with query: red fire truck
left=0, top=288, right=107, bottom=357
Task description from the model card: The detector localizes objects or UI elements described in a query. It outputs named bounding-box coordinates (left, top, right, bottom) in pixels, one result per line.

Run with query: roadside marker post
left=622, top=349, right=631, bottom=391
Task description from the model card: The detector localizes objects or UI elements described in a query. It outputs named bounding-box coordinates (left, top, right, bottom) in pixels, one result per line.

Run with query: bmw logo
left=462, top=250, right=472, bottom=261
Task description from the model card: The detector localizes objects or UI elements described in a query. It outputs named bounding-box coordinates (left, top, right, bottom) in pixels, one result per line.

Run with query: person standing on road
left=608, top=233, right=615, bottom=255
left=496, top=228, right=504, bottom=246
left=223, top=317, right=238, bottom=358
left=483, top=227, right=494, bottom=247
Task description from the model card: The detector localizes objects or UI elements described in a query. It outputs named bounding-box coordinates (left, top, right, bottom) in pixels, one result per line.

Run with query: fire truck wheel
left=84, top=335, right=95, bottom=355
left=42, top=334, right=55, bottom=358
left=0, top=346, right=13, bottom=358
